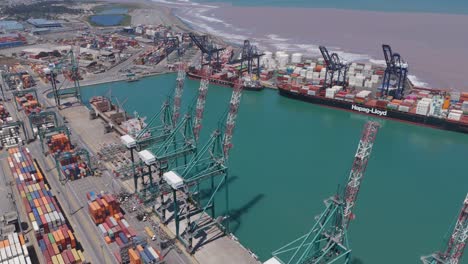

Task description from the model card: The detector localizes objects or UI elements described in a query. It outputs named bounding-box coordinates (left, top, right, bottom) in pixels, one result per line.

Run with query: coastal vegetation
left=0, top=1, right=83, bottom=20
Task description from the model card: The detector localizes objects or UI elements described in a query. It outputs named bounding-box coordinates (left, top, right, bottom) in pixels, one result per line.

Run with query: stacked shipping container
left=0, top=232, right=32, bottom=264
left=86, top=192, right=163, bottom=263
left=15, top=93, right=41, bottom=115
left=7, top=147, right=86, bottom=264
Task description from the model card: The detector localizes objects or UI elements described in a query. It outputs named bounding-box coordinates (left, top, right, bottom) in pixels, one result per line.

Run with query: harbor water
left=81, top=74, right=468, bottom=263
left=88, top=7, right=129, bottom=26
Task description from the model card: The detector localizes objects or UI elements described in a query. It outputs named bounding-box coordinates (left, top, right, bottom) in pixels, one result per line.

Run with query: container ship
left=274, top=60, right=468, bottom=133
left=89, top=96, right=148, bottom=136
left=278, top=86, right=468, bottom=133
left=186, top=69, right=263, bottom=91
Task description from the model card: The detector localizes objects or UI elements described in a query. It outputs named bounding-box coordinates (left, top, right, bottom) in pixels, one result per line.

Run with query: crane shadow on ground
left=190, top=193, right=266, bottom=252
left=162, top=175, right=239, bottom=221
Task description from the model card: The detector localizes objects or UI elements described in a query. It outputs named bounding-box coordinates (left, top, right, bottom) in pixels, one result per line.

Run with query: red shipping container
left=62, top=251, right=70, bottom=263
left=66, top=249, right=75, bottom=262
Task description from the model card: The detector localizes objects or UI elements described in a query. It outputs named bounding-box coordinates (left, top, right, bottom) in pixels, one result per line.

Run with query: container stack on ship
left=89, top=96, right=147, bottom=136
left=270, top=44, right=468, bottom=133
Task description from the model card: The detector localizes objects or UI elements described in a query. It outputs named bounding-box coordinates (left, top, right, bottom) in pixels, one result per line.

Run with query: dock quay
left=0, top=75, right=260, bottom=264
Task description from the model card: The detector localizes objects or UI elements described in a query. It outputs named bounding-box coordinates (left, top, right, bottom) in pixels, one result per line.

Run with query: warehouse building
left=27, top=18, right=62, bottom=28
left=0, top=21, right=24, bottom=32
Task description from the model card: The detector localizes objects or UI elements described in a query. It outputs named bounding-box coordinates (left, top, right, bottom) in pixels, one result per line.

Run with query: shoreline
left=153, top=0, right=468, bottom=90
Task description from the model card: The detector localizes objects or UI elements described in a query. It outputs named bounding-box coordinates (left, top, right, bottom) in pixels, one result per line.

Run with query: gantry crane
left=38, top=126, right=70, bottom=154
left=381, top=44, right=408, bottom=99
left=55, top=148, right=92, bottom=182
left=265, top=121, right=380, bottom=264
left=173, top=63, right=187, bottom=125
left=229, top=40, right=264, bottom=79
left=134, top=67, right=211, bottom=193
left=189, top=33, right=225, bottom=71
left=12, top=88, right=38, bottom=111
left=158, top=78, right=244, bottom=252
left=121, top=64, right=187, bottom=191
left=46, top=48, right=82, bottom=107
left=319, top=46, right=349, bottom=90
left=28, top=111, right=58, bottom=138
left=154, top=35, right=183, bottom=57
left=421, top=193, right=468, bottom=264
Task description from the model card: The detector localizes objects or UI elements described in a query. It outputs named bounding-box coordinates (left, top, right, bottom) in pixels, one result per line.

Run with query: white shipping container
left=21, top=246, right=27, bottom=258
left=26, top=257, right=31, bottom=264
left=98, top=224, right=106, bottom=235
left=31, top=222, right=38, bottom=232
left=58, top=213, right=65, bottom=224
left=10, top=245, right=16, bottom=258
left=53, top=211, right=60, bottom=226
left=14, top=245, right=20, bottom=257
left=147, top=247, right=160, bottom=261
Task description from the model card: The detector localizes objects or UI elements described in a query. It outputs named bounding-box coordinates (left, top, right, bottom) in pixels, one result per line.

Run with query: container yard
left=6, top=147, right=86, bottom=264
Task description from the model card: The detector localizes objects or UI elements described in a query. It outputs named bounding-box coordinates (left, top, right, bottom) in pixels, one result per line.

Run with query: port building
left=27, top=18, right=62, bottom=28
left=0, top=20, right=24, bottom=32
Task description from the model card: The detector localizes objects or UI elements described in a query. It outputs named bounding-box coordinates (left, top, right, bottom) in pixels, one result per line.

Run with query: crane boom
left=193, top=67, right=211, bottom=141
left=172, top=63, right=186, bottom=125
left=342, top=121, right=380, bottom=228
left=267, top=121, right=380, bottom=264
left=223, top=78, right=243, bottom=160
left=446, top=194, right=468, bottom=263
left=422, top=194, right=468, bottom=264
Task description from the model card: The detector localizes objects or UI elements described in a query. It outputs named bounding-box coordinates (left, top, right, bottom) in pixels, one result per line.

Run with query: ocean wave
left=265, top=34, right=289, bottom=42
left=177, top=16, right=247, bottom=44
left=151, top=0, right=217, bottom=8
left=408, top=75, right=429, bottom=88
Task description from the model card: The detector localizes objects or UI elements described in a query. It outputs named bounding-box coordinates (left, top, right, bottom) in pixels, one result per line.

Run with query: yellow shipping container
left=77, top=250, right=85, bottom=263
left=71, top=248, right=80, bottom=261
left=51, top=255, right=59, bottom=264
left=28, top=212, right=35, bottom=222
left=57, top=253, right=65, bottom=264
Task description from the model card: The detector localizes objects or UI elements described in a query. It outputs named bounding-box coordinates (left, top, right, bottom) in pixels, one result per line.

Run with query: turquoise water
left=89, top=7, right=128, bottom=26
left=197, top=0, right=468, bottom=14
left=81, top=75, right=468, bottom=263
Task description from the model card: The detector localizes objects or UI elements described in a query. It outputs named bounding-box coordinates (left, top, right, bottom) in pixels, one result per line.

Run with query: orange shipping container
left=129, top=248, right=141, bottom=264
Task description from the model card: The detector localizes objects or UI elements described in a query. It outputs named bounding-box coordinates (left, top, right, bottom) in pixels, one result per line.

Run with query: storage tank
left=275, top=51, right=286, bottom=59
left=277, top=53, right=289, bottom=68
left=263, top=51, right=273, bottom=60
left=291, top=53, right=303, bottom=64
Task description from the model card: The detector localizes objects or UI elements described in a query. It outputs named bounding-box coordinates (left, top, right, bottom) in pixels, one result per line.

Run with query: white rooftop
left=138, top=149, right=156, bottom=165
left=120, top=134, right=136, bottom=148
left=163, top=171, right=184, bottom=190
left=264, top=257, right=282, bottom=264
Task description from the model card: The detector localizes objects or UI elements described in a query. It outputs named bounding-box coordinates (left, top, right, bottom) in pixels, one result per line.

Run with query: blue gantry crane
left=319, top=46, right=349, bottom=89
left=381, top=44, right=408, bottom=99
left=265, top=121, right=380, bottom=264
left=189, top=33, right=225, bottom=71
left=229, top=40, right=264, bottom=79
